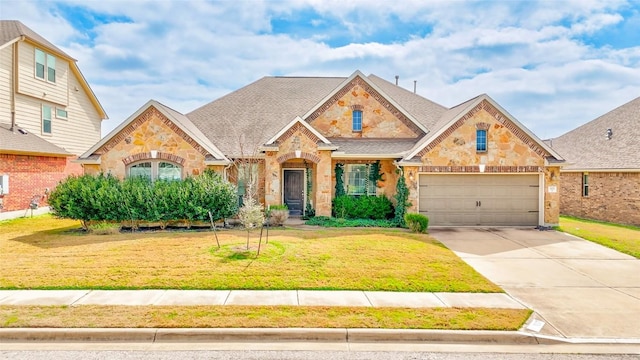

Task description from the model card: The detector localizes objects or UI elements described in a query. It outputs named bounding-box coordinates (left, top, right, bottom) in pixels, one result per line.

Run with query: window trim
left=476, top=129, right=487, bottom=152
left=582, top=173, right=589, bottom=197
left=35, top=48, right=56, bottom=83
left=352, top=110, right=363, bottom=132
left=127, top=160, right=183, bottom=181
left=42, top=104, right=52, bottom=135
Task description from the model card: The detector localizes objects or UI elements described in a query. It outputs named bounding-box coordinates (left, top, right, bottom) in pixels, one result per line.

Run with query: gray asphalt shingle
left=551, top=96, right=640, bottom=170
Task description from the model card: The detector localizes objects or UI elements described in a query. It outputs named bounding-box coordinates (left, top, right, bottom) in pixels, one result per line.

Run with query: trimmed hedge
left=332, top=195, right=394, bottom=220
left=404, top=213, right=429, bottom=233
left=48, top=171, right=237, bottom=229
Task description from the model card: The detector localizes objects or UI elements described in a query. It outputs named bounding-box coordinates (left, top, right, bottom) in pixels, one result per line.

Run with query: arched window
left=127, top=161, right=182, bottom=181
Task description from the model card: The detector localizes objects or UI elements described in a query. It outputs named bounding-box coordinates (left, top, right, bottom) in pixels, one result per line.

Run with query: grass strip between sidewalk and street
left=0, top=305, right=531, bottom=330
left=557, top=216, right=640, bottom=258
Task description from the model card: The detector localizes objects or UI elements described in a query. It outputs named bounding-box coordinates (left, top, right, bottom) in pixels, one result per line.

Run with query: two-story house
left=78, top=70, right=564, bottom=227
left=0, top=20, right=107, bottom=219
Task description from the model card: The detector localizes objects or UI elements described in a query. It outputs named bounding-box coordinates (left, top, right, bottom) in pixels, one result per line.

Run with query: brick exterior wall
left=0, top=154, right=81, bottom=213
left=560, top=172, right=640, bottom=226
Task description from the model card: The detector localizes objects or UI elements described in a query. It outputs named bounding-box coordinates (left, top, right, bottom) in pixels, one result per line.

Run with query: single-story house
left=550, top=96, right=640, bottom=226
left=77, top=70, right=564, bottom=226
left=0, top=20, right=107, bottom=219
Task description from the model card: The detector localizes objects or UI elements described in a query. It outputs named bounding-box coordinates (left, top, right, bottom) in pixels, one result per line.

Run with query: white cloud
left=2, top=0, right=638, bottom=140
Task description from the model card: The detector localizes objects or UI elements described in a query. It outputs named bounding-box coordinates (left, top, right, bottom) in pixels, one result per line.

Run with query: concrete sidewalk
left=0, top=289, right=525, bottom=308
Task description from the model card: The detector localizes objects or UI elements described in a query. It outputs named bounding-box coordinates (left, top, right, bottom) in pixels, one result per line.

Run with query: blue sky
left=2, top=0, right=639, bottom=139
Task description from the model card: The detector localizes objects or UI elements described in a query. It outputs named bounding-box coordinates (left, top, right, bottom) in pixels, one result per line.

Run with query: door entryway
left=283, top=169, right=304, bottom=216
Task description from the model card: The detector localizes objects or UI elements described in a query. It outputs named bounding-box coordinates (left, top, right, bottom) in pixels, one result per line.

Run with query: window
left=56, top=108, right=68, bottom=119
left=476, top=129, right=487, bottom=152
left=42, top=105, right=52, bottom=134
left=582, top=173, right=589, bottom=197
left=35, top=49, right=56, bottom=83
left=237, top=163, right=259, bottom=206
left=344, top=164, right=377, bottom=196
left=352, top=110, right=363, bottom=132
left=128, top=161, right=181, bottom=181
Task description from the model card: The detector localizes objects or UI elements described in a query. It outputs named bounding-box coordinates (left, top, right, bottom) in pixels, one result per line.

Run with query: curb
left=2, top=328, right=636, bottom=345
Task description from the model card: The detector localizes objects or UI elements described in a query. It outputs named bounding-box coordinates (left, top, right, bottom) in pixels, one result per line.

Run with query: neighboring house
left=0, top=20, right=107, bottom=219
left=550, top=96, right=640, bottom=226
left=78, top=70, right=564, bottom=226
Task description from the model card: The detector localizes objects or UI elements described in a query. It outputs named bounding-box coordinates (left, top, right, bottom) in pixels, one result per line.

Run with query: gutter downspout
left=10, top=37, right=23, bottom=132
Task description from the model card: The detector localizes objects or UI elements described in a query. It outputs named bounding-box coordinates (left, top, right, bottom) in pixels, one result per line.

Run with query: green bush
left=268, top=204, right=289, bottom=210
left=48, top=173, right=123, bottom=230
left=332, top=195, right=394, bottom=220
left=48, top=171, right=238, bottom=229
left=305, top=216, right=396, bottom=228
left=404, top=213, right=429, bottom=233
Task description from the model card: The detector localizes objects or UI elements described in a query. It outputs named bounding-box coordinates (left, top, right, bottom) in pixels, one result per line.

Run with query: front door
left=284, top=169, right=304, bottom=216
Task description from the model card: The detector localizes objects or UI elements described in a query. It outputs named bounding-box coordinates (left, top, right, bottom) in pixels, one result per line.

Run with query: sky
left=2, top=0, right=639, bottom=140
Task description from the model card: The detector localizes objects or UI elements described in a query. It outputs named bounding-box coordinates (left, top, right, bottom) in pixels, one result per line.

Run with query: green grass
left=0, top=305, right=531, bottom=330
left=557, top=216, right=640, bottom=258
left=0, top=215, right=500, bottom=292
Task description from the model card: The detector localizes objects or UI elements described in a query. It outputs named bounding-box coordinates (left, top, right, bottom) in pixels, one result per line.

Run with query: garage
left=418, top=174, right=540, bottom=226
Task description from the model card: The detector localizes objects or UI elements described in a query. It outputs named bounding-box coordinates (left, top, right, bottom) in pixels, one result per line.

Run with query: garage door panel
left=419, top=174, right=540, bottom=226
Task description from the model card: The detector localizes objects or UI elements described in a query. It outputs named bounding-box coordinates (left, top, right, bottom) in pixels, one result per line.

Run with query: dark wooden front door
left=284, top=170, right=304, bottom=216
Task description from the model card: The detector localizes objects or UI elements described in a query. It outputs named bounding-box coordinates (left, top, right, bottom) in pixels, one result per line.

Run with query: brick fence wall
left=0, top=154, right=82, bottom=213
left=560, top=172, right=640, bottom=226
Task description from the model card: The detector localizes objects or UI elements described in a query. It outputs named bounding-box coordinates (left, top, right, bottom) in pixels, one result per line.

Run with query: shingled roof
left=0, top=20, right=72, bottom=59
left=551, top=96, right=640, bottom=171
left=186, top=73, right=448, bottom=157
left=0, top=123, right=72, bottom=157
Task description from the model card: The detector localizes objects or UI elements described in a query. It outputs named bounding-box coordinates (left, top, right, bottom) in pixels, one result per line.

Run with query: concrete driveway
left=430, top=228, right=640, bottom=339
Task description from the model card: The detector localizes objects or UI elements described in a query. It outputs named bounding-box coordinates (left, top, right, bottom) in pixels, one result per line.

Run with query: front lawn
left=557, top=216, right=640, bottom=258
left=0, top=215, right=500, bottom=292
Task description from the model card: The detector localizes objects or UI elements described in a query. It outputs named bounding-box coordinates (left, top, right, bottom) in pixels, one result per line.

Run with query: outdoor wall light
left=408, top=171, right=414, bottom=181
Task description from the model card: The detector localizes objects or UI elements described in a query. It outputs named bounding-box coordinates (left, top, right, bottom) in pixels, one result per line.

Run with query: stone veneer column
left=315, top=150, right=333, bottom=216
left=544, top=166, right=560, bottom=226
left=403, top=166, right=420, bottom=213
left=264, top=152, right=281, bottom=208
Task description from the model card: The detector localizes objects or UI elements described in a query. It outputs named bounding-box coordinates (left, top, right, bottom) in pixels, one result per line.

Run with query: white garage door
left=419, top=174, right=540, bottom=226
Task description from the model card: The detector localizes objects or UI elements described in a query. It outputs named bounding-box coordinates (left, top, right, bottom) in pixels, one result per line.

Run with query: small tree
left=237, top=185, right=265, bottom=250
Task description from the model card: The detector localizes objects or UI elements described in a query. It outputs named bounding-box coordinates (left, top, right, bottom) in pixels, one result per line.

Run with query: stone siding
left=309, top=83, right=420, bottom=139
left=94, top=107, right=207, bottom=178
left=561, top=172, right=640, bottom=226
left=403, top=104, right=558, bottom=225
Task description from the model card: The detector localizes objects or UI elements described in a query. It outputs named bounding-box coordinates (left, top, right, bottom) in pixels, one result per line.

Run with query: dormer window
left=352, top=110, right=363, bottom=132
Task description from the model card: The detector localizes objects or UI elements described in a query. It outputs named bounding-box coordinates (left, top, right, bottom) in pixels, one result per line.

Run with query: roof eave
left=332, top=153, right=404, bottom=159
left=73, top=158, right=101, bottom=165
left=561, top=168, right=640, bottom=173
left=1, top=149, right=73, bottom=157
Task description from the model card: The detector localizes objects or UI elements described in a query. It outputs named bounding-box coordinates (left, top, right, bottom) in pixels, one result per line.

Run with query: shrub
left=267, top=204, right=289, bottom=226
left=393, top=170, right=411, bottom=227
left=48, top=171, right=238, bottom=229
left=404, top=213, right=429, bottom=233
left=48, top=173, right=123, bottom=230
left=305, top=216, right=396, bottom=228
left=332, top=195, right=394, bottom=220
